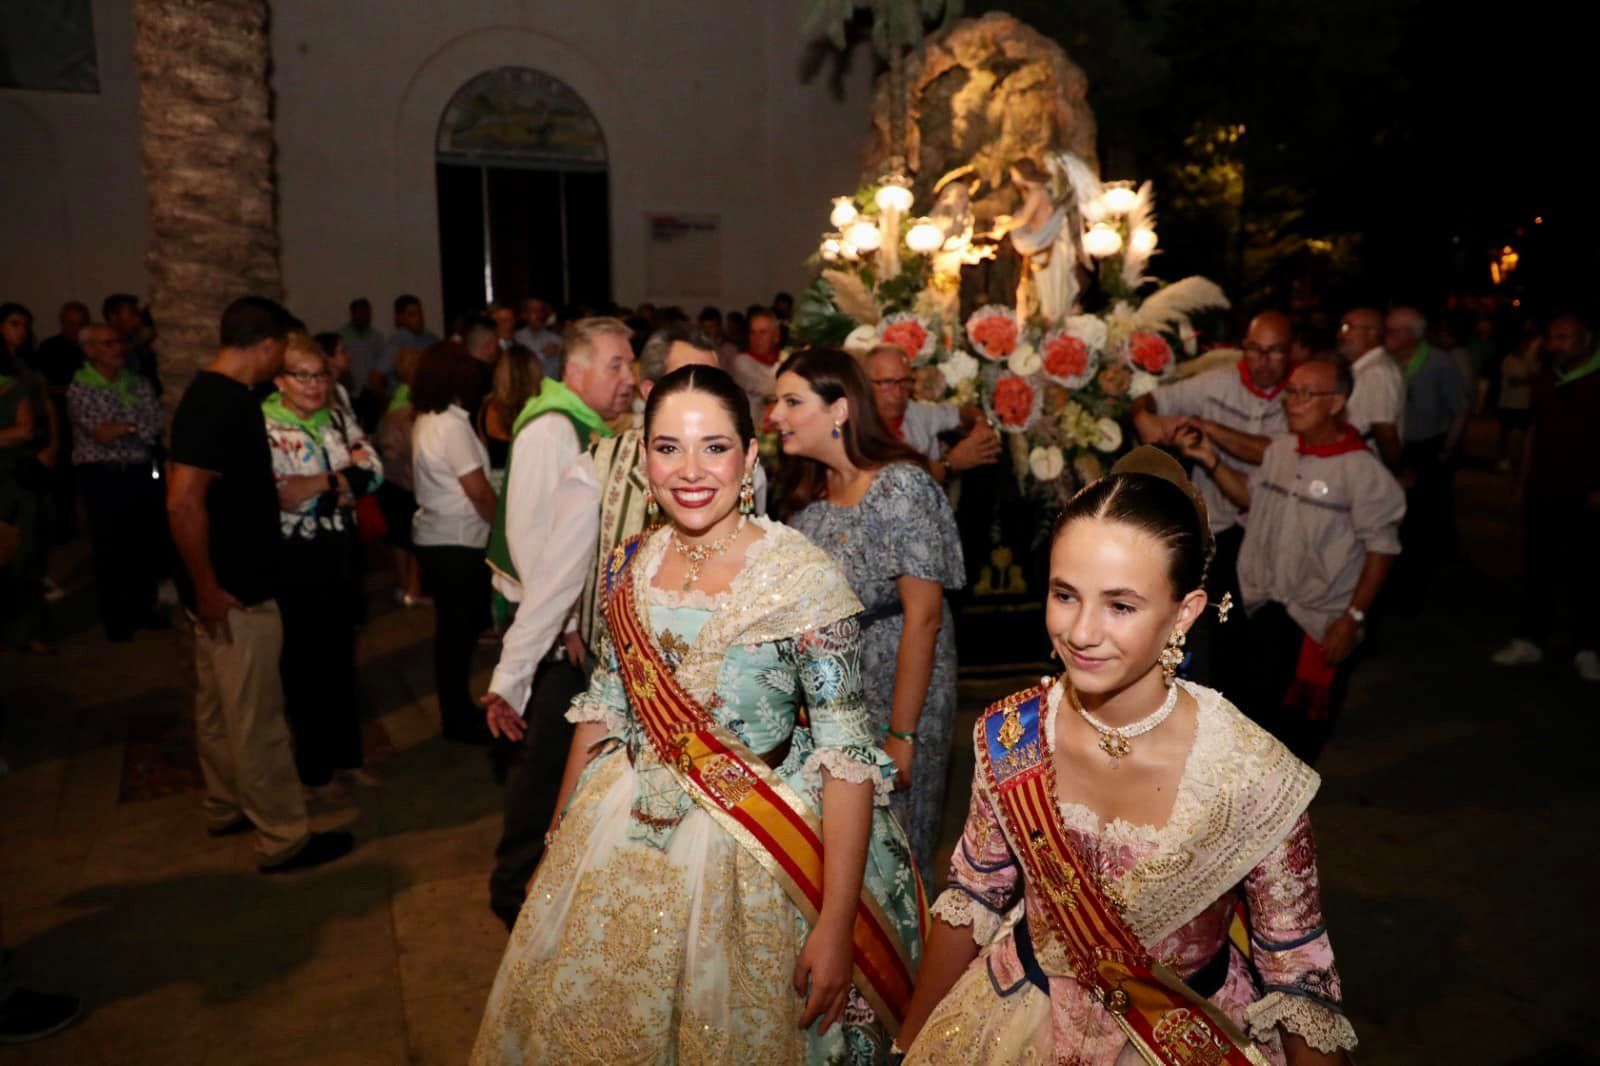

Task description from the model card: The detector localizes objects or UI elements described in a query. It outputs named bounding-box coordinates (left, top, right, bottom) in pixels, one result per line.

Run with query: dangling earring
left=1215, top=592, right=1234, bottom=623
left=738, top=473, right=755, bottom=515
left=831, top=420, right=842, bottom=440
left=1158, top=630, right=1186, bottom=685
left=645, top=490, right=659, bottom=523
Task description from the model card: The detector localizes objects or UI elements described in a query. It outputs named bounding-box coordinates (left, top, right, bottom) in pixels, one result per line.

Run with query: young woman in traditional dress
left=896, top=447, right=1358, bottom=1065
left=471, top=365, right=924, bottom=1065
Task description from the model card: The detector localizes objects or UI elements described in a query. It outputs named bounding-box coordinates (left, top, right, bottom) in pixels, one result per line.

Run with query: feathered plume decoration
left=822, top=269, right=882, bottom=325
left=1132, top=276, right=1230, bottom=333
left=1119, top=181, right=1156, bottom=292
left=1048, top=151, right=1103, bottom=216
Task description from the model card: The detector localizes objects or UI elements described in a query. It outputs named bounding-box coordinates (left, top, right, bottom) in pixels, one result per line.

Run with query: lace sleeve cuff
left=802, top=748, right=893, bottom=806
left=931, top=889, right=1004, bottom=947
left=565, top=700, right=624, bottom=731
left=1245, top=992, right=1359, bottom=1054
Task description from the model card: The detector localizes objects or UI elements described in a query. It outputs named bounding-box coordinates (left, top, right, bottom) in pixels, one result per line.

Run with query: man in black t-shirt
left=167, top=297, right=353, bottom=873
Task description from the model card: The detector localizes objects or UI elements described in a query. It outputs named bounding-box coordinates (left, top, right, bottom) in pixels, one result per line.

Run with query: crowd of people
left=0, top=277, right=1595, bottom=1056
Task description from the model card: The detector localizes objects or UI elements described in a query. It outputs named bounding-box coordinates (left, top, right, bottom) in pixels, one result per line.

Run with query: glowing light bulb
left=874, top=183, right=914, bottom=213
left=1082, top=198, right=1108, bottom=224
left=905, top=220, right=944, bottom=255
left=820, top=238, right=842, bottom=262
left=847, top=220, right=882, bottom=253
left=1083, top=223, right=1123, bottom=258
left=1128, top=226, right=1157, bottom=255
left=829, top=197, right=859, bottom=229
left=1101, top=185, right=1138, bottom=215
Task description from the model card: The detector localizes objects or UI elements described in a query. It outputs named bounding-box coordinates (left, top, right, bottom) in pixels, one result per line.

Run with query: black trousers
left=415, top=544, right=490, bottom=741
left=1393, top=437, right=1454, bottom=610
left=1238, top=602, right=1348, bottom=764
left=276, top=535, right=363, bottom=787
left=489, top=658, right=585, bottom=930
left=1520, top=497, right=1600, bottom=649
left=77, top=461, right=161, bottom=638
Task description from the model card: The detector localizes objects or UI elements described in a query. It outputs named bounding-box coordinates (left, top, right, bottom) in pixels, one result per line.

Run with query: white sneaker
left=1576, top=650, right=1600, bottom=683
left=1490, top=638, right=1544, bottom=666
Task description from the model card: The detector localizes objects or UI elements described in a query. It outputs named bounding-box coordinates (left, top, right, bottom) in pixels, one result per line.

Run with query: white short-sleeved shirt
left=411, top=405, right=492, bottom=548
left=1239, top=434, right=1406, bottom=642
left=1346, top=347, right=1407, bottom=451
left=900, top=400, right=962, bottom=462
left=1151, top=363, right=1287, bottom=533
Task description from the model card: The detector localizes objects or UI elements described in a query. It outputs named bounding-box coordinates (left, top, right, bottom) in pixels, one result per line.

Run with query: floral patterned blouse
left=263, top=399, right=383, bottom=541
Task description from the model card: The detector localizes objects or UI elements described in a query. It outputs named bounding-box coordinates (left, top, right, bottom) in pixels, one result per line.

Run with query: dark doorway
left=435, top=67, right=610, bottom=327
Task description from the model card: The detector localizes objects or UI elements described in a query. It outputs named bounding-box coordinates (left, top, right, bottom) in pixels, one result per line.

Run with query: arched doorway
left=435, top=67, right=610, bottom=326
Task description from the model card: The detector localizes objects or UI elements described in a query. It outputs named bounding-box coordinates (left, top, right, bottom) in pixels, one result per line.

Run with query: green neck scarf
left=74, top=363, right=139, bottom=407
left=487, top=380, right=614, bottom=584
left=261, top=392, right=333, bottom=436
left=1402, top=340, right=1431, bottom=385
left=387, top=383, right=412, bottom=414
left=1556, top=348, right=1600, bottom=388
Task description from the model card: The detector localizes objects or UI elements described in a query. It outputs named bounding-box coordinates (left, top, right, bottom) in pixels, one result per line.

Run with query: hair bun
left=1111, top=445, right=1215, bottom=560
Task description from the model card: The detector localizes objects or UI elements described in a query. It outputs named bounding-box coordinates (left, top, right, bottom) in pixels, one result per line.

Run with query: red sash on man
left=601, top=537, right=924, bottom=1033
left=976, top=685, right=1269, bottom=1066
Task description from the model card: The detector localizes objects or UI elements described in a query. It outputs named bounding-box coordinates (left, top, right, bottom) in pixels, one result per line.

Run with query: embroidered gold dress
left=908, top=681, right=1358, bottom=1065
left=471, top=519, right=922, bottom=1065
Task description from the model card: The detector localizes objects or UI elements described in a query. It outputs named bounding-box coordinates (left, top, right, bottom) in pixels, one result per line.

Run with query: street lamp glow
left=905, top=220, right=944, bottom=254
left=874, top=183, right=914, bottom=213
left=830, top=197, right=859, bottom=229
left=1083, top=223, right=1123, bottom=258
left=1128, top=226, right=1158, bottom=255
left=847, top=220, right=882, bottom=252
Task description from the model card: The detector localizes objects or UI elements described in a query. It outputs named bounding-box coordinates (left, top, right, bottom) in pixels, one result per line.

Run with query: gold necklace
left=1068, top=681, right=1178, bottom=767
left=672, top=518, right=746, bottom=590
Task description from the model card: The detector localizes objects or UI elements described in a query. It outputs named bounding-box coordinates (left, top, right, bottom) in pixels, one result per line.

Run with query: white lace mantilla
left=931, top=889, right=1004, bottom=948
left=1034, top=678, right=1320, bottom=943
left=802, top=748, right=893, bottom=807
left=1245, top=991, right=1359, bottom=1054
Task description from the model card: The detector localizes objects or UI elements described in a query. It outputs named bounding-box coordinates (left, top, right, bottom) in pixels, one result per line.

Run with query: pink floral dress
left=907, top=681, right=1358, bottom=1065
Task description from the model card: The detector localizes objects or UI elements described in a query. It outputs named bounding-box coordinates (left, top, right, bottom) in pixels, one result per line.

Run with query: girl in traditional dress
left=471, top=365, right=923, bottom=1065
left=897, top=447, right=1358, bottom=1065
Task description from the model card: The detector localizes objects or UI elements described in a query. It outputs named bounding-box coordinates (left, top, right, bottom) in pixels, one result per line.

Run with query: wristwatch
left=1345, top=606, right=1366, bottom=624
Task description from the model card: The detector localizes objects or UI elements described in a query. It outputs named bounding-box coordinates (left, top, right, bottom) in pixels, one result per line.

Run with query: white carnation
left=1094, top=417, right=1124, bottom=453
left=1007, top=343, right=1042, bottom=377
left=1064, top=314, right=1108, bottom=351
left=940, top=349, right=980, bottom=387
left=1129, top=371, right=1161, bottom=399
left=1028, top=445, right=1066, bottom=482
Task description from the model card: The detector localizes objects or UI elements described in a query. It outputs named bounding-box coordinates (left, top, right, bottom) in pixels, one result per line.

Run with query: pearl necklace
left=671, top=518, right=746, bottom=590
left=1070, top=681, right=1178, bottom=767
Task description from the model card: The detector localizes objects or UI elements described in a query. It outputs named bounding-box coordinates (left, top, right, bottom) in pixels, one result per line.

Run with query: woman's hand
left=794, top=910, right=855, bottom=1034
left=884, top=735, right=914, bottom=791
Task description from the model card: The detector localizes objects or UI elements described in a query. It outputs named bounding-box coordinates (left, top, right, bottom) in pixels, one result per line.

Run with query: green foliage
left=793, top=278, right=859, bottom=347
left=805, top=0, right=963, bottom=57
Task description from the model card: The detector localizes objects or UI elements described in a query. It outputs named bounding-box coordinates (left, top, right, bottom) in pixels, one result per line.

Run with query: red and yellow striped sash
left=603, top=547, right=924, bottom=1032
left=978, top=686, right=1267, bottom=1066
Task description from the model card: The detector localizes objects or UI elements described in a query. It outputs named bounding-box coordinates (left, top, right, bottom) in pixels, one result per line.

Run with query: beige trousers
left=191, top=601, right=309, bottom=866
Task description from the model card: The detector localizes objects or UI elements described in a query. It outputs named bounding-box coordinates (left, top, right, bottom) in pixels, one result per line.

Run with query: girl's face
left=1, top=313, right=30, bottom=352
left=1045, top=517, right=1204, bottom=698
left=276, top=349, right=330, bottom=418
left=769, top=371, right=847, bottom=460
left=645, top=390, right=758, bottom=536
left=329, top=338, right=351, bottom=380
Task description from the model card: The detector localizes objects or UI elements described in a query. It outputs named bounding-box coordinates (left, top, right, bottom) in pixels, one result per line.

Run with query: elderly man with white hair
left=1384, top=306, right=1469, bottom=607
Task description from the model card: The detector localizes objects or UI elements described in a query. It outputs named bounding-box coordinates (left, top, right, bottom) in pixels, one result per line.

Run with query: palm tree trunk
left=133, top=0, right=283, bottom=420
left=887, top=40, right=907, bottom=174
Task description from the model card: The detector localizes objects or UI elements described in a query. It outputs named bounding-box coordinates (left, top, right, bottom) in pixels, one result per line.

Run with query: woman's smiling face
left=645, top=388, right=757, bottom=535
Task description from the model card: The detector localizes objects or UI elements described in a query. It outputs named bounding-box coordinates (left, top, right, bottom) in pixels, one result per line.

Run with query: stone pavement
left=1, top=456, right=1596, bottom=1065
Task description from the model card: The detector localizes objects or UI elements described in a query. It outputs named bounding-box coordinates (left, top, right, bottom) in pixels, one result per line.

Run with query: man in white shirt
left=1181, top=357, right=1404, bottom=763
left=730, top=307, right=783, bottom=427
left=513, top=297, right=563, bottom=380
left=1336, top=306, right=1404, bottom=465
left=480, top=316, right=634, bottom=927
left=1131, top=310, right=1292, bottom=690
left=864, top=343, right=1000, bottom=483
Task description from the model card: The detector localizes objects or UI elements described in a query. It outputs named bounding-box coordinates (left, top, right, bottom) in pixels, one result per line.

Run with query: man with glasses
left=1336, top=306, right=1405, bottom=466
left=1131, top=310, right=1293, bottom=689
left=865, top=343, right=1000, bottom=483
left=1178, top=357, right=1404, bottom=761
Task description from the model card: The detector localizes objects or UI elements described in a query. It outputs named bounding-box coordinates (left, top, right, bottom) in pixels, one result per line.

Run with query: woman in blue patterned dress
left=472, top=365, right=921, bottom=1065
left=774, top=348, right=965, bottom=883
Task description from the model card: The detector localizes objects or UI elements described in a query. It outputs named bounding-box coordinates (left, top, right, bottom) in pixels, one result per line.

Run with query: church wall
left=0, top=0, right=872, bottom=335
